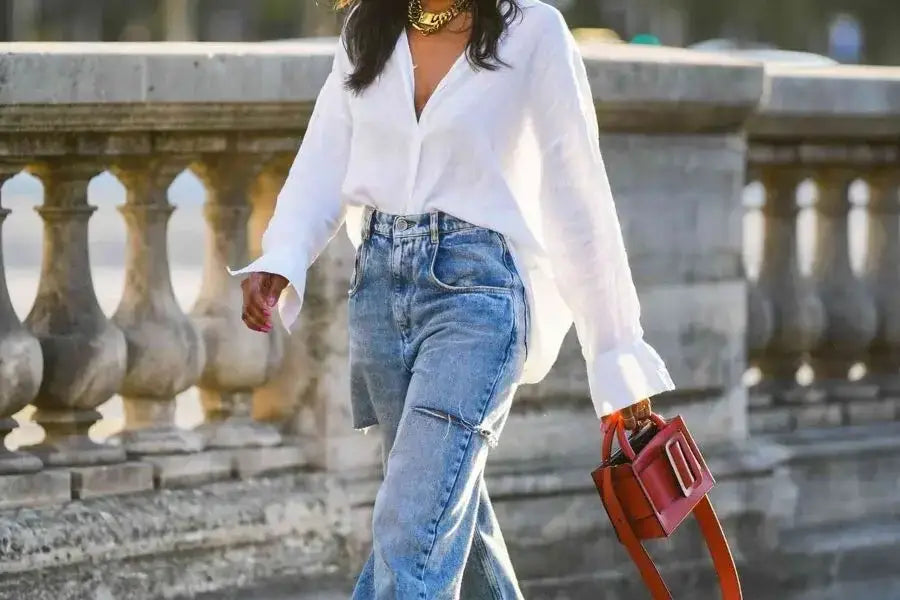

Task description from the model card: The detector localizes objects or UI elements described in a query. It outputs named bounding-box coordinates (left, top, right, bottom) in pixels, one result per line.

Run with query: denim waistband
left=361, top=207, right=479, bottom=242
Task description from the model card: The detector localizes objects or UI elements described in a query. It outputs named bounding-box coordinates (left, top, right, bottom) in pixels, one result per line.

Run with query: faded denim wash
left=348, top=209, right=528, bottom=599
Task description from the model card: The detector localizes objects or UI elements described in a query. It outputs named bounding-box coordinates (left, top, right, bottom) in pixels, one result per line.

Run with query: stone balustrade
left=0, top=42, right=343, bottom=501
left=747, top=64, right=900, bottom=433
left=1, top=40, right=900, bottom=599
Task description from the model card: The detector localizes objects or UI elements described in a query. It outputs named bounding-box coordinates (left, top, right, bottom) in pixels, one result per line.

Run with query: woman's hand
left=240, top=272, right=288, bottom=332
left=602, top=398, right=652, bottom=431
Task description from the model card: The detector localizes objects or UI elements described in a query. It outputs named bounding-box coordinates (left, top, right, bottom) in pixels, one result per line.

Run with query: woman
left=232, top=0, right=675, bottom=597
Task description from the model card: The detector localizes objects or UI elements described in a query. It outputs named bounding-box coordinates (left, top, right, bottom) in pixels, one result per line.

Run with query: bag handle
left=601, top=412, right=667, bottom=463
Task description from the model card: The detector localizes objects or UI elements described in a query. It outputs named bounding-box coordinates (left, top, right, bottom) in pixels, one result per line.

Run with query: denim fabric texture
left=348, top=209, right=528, bottom=599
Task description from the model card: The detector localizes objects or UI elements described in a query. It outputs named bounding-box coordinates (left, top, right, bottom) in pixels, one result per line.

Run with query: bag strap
left=601, top=468, right=673, bottom=599
left=600, top=469, right=743, bottom=600
left=693, top=496, right=743, bottom=599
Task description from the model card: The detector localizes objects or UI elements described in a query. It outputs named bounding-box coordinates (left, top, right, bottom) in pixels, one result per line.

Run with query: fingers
left=633, top=399, right=651, bottom=421
left=618, top=399, right=652, bottom=431
left=621, top=409, right=638, bottom=431
left=241, top=275, right=274, bottom=332
left=262, top=274, right=288, bottom=309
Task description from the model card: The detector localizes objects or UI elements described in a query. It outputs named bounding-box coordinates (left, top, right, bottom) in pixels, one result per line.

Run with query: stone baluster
left=298, top=241, right=382, bottom=472
left=247, top=156, right=291, bottom=262
left=111, top=158, right=207, bottom=457
left=247, top=156, right=297, bottom=426
left=0, top=166, right=44, bottom=475
left=190, top=155, right=291, bottom=473
left=244, top=153, right=377, bottom=472
left=752, top=166, right=826, bottom=389
left=24, top=160, right=151, bottom=498
left=745, top=172, right=774, bottom=379
left=864, top=171, right=900, bottom=397
left=810, top=169, right=878, bottom=404
left=747, top=165, right=827, bottom=433
left=243, top=154, right=363, bottom=471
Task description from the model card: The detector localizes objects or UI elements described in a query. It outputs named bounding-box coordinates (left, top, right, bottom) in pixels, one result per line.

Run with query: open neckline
left=401, top=27, right=468, bottom=124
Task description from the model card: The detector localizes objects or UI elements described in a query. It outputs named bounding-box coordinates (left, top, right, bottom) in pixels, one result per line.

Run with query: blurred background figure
left=828, top=12, right=863, bottom=64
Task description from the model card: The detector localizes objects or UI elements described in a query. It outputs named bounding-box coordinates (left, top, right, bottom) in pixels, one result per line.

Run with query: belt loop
left=430, top=212, right=439, bottom=244
left=361, top=206, right=374, bottom=241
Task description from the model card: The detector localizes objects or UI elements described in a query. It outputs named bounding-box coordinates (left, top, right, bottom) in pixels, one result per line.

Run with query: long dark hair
left=336, top=0, right=522, bottom=94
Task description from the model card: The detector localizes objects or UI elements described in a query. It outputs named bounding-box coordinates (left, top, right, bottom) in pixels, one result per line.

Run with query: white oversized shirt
left=230, top=0, right=675, bottom=417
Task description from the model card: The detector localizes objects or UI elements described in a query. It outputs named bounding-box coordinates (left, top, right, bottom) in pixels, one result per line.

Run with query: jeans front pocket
left=428, top=228, right=514, bottom=295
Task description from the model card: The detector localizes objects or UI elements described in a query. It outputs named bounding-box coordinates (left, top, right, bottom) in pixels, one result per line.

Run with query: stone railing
left=746, top=64, right=900, bottom=434
left=2, top=40, right=900, bottom=599
left=0, top=43, right=339, bottom=508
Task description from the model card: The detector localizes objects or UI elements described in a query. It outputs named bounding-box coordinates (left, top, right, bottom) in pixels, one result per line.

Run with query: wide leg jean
left=348, top=209, right=528, bottom=600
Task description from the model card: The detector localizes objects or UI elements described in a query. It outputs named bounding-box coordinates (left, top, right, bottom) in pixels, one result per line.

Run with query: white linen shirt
left=230, top=0, right=675, bottom=417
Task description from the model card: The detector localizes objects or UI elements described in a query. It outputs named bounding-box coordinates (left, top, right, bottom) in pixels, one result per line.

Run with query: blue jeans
left=348, top=209, right=528, bottom=600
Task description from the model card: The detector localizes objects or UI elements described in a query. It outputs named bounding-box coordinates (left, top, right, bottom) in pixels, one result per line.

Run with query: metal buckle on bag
left=664, top=437, right=694, bottom=498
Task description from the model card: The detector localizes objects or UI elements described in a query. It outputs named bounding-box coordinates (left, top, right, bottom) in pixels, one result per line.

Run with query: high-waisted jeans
left=348, top=209, right=528, bottom=600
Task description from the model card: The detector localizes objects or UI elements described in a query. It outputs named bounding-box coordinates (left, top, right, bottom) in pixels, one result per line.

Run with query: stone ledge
left=0, top=472, right=351, bottom=578
left=0, top=40, right=764, bottom=134
left=233, top=444, right=307, bottom=478
left=0, top=470, right=71, bottom=510
left=583, top=44, right=764, bottom=133
left=751, top=64, right=900, bottom=139
left=202, top=525, right=900, bottom=600
left=0, top=105, right=310, bottom=134
left=8, top=426, right=892, bottom=600
left=775, top=518, right=900, bottom=596
left=137, top=450, right=234, bottom=488
left=66, top=461, right=154, bottom=500
left=0, top=41, right=336, bottom=105
left=764, top=422, right=900, bottom=529
left=768, top=421, right=900, bottom=461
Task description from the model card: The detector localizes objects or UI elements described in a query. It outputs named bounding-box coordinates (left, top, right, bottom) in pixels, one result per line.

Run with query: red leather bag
left=591, top=412, right=743, bottom=600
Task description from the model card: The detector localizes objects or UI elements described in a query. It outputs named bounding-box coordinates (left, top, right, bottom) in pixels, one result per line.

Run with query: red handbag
left=591, top=412, right=743, bottom=600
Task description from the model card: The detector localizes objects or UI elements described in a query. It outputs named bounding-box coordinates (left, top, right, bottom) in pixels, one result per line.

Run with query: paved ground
left=199, top=577, right=900, bottom=600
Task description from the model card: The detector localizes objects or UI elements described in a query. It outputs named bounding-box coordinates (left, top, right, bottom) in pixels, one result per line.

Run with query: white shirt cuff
left=585, top=339, right=675, bottom=418
left=227, top=248, right=308, bottom=332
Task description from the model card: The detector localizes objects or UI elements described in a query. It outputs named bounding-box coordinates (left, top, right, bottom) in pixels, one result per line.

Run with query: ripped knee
left=411, top=406, right=499, bottom=449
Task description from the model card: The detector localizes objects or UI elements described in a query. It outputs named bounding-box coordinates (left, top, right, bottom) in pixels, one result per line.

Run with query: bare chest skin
left=406, top=13, right=472, bottom=120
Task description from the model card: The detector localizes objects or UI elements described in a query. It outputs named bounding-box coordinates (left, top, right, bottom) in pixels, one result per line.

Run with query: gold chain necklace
left=408, top=0, right=470, bottom=35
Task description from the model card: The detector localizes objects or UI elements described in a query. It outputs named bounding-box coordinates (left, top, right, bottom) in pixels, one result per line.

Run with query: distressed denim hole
left=411, top=407, right=499, bottom=449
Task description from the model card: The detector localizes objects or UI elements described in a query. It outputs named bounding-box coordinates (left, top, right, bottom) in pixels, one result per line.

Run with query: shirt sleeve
left=228, top=38, right=353, bottom=331
left=529, top=12, right=675, bottom=418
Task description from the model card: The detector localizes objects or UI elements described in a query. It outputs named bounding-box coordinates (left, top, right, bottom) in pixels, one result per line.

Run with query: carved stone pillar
left=111, top=158, right=206, bottom=455
left=247, top=157, right=296, bottom=426
left=299, top=240, right=382, bottom=471
left=864, top=172, right=900, bottom=392
left=0, top=166, right=43, bottom=474
left=247, top=156, right=291, bottom=262
left=190, top=156, right=284, bottom=450
left=746, top=175, right=773, bottom=380
left=810, top=169, right=878, bottom=389
left=24, top=161, right=128, bottom=467
left=752, top=167, right=826, bottom=392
